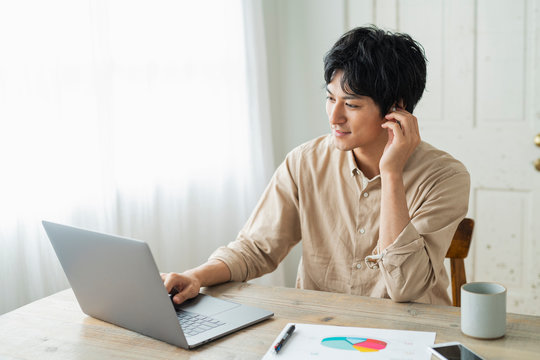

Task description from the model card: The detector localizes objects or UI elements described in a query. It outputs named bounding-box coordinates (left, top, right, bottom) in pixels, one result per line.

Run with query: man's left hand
left=379, top=107, right=421, bottom=176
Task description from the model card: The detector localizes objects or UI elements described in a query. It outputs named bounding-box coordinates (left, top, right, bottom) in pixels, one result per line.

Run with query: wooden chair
left=445, top=218, right=474, bottom=307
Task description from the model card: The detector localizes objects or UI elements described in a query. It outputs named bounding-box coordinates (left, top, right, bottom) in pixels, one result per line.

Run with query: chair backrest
left=445, top=218, right=474, bottom=307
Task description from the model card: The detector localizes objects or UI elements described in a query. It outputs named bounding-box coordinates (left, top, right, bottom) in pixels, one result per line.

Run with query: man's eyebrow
left=343, top=94, right=364, bottom=100
left=325, top=86, right=365, bottom=100
left=325, top=86, right=334, bottom=95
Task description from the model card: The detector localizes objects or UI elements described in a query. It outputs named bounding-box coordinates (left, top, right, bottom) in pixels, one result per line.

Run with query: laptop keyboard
left=176, top=310, right=226, bottom=337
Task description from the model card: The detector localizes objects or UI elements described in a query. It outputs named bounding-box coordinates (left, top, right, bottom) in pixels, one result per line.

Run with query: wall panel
left=476, top=0, right=526, bottom=124
left=375, top=0, right=398, bottom=29
left=442, top=0, right=475, bottom=127
left=526, top=0, right=540, bottom=126
left=347, top=0, right=374, bottom=29
left=475, top=189, right=528, bottom=289
left=399, top=0, right=443, bottom=122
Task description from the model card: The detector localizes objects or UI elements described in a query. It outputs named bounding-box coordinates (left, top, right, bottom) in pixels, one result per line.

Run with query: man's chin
left=332, top=136, right=354, bottom=151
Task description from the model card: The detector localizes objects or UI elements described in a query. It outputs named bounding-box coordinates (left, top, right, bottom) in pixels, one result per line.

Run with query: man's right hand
left=160, top=259, right=232, bottom=305
left=160, top=272, right=201, bottom=305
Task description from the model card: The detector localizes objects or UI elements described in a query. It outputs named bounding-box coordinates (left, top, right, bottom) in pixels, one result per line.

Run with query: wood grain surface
left=1, top=282, right=539, bottom=359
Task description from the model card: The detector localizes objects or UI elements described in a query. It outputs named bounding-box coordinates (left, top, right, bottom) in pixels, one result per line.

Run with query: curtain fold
left=0, top=0, right=282, bottom=315
left=240, top=0, right=286, bottom=286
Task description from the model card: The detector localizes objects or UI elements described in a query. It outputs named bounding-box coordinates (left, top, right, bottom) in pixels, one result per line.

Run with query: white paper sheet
left=262, top=323, right=436, bottom=360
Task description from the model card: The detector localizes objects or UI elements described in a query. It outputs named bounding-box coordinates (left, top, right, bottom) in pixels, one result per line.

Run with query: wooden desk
left=1, top=282, right=539, bottom=359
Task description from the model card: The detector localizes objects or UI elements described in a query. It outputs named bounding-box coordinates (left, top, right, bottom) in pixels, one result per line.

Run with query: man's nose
left=329, top=103, right=345, bottom=125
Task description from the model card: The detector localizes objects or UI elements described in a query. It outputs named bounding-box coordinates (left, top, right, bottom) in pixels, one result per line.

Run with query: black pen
left=274, top=324, right=295, bottom=353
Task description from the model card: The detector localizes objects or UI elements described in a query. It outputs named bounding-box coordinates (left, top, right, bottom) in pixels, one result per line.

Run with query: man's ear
left=387, top=101, right=404, bottom=113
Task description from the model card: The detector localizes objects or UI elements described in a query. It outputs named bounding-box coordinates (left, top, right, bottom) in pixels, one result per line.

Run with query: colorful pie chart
left=321, top=337, right=387, bottom=352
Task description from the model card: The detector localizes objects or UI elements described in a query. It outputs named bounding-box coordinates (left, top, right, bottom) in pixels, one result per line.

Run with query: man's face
left=325, top=71, right=387, bottom=152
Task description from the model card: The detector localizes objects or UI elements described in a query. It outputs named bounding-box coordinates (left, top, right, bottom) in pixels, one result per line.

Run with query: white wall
left=260, top=0, right=540, bottom=316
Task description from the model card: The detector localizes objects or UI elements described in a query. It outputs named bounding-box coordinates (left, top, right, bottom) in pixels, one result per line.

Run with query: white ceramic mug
left=461, top=282, right=507, bottom=339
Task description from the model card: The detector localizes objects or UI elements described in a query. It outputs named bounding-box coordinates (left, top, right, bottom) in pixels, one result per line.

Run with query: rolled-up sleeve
left=379, top=170, right=471, bottom=302
left=208, top=152, right=302, bottom=282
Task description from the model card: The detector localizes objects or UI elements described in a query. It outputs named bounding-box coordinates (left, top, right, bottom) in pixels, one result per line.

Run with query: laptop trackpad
left=177, top=293, right=239, bottom=316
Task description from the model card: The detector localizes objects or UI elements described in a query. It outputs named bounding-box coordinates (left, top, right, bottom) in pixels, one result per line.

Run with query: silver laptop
left=42, top=221, right=273, bottom=349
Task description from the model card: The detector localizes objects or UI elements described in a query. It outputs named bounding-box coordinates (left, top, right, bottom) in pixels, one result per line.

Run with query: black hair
left=323, top=25, right=427, bottom=115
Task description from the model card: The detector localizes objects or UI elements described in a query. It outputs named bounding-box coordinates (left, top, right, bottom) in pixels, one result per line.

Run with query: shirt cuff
left=381, top=222, right=425, bottom=268
left=208, top=246, right=248, bottom=282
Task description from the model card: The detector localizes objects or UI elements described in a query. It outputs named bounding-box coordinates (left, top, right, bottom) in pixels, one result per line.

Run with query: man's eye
left=346, top=103, right=359, bottom=108
left=326, top=96, right=335, bottom=102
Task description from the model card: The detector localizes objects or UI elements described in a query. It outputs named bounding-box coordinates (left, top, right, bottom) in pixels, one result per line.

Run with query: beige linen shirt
left=210, top=134, right=470, bottom=305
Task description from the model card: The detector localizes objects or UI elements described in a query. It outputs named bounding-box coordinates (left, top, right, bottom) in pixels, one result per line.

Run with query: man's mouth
left=333, top=129, right=351, bottom=137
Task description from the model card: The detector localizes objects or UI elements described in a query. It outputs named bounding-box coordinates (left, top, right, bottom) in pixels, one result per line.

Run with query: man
left=162, top=26, right=470, bottom=306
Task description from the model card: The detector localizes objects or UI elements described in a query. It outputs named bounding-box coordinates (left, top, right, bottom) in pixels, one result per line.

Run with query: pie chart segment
left=357, top=338, right=387, bottom=350
left=321, top=336, right=387, bottom=352
left=321, top=337, right=364, bottom=350
left=352, top=344, right=377, bottom=352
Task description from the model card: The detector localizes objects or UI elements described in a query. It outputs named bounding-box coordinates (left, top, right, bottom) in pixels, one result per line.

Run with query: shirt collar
left=347, top=150, right=359, bottom=177
left=346, top=150, right=381, bottom=190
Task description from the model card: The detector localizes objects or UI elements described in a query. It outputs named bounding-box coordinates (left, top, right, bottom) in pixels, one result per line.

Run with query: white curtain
left=0, top=0, right=284, bottom=315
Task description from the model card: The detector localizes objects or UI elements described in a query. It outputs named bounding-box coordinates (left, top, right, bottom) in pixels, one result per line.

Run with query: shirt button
left=363, top=192, right=369, bottom=198
left=359, top=228, right=365, bottom=234
left=356, top=263, right=362, bottom=269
